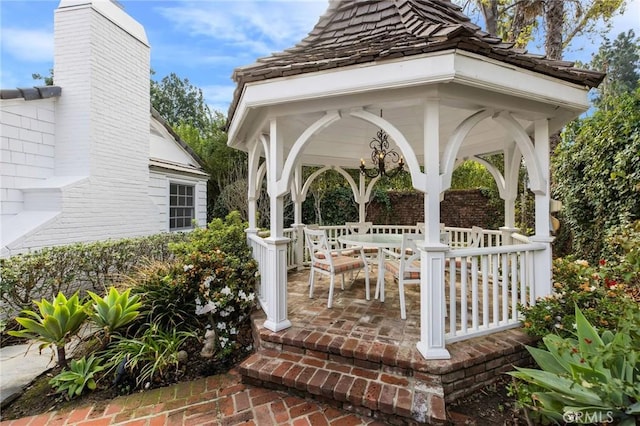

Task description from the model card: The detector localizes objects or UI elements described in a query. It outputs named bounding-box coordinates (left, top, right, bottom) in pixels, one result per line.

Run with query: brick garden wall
left=366, top=189, right=502, bottom=228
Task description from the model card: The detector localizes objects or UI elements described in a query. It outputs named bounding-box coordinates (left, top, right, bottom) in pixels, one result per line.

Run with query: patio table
left=339, top=232, right=450, bottom=302
left=338, top=233, right=403, bottom=302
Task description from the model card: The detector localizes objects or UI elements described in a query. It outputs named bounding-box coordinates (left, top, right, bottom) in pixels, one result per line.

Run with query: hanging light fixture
left=359, top=111, right=405, bottom=178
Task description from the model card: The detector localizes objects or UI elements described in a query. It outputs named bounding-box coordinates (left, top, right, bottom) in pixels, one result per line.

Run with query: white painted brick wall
left=2, top=0, right=208, bottom=255
left=0, top=98, right=57, bottom=216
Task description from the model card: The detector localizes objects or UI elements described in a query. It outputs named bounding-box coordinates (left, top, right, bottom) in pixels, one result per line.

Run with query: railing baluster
left=492, top=253, right=499, bottom=326
left=471, top=256, right=479, bottom=331
left=511, top=253, right=518, bottom=322
left=460, top=258, right=468, bottom=334
left=501, top=253, right=509, bottom=324
left=482, top=255, right=489, bottom=328
left=449, top=257, right=457, bottom=336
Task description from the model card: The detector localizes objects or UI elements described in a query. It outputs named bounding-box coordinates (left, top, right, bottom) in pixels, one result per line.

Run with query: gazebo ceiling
left=226, top=0, right=605, bottom=168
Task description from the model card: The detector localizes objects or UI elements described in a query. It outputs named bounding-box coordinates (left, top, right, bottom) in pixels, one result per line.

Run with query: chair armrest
left=335, top=245, right=362, bottom=255
left=381, top=248, right=401, bottom=259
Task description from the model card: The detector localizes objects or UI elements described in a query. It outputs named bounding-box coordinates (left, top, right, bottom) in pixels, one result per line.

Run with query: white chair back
left=345, top=221, right=373, bottom=235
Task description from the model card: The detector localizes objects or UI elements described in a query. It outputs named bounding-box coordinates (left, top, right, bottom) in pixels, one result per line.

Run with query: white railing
left=444, top=242, right=545, bottom=343
left=283, top=228, right=297, bottom=270
left=247, top=233, right=269, bottom=309
left=511, top=233, right=532, bottom=244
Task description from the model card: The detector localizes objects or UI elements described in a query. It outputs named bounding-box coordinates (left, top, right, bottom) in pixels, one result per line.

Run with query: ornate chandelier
left=359, top=127, right=405, bottom=178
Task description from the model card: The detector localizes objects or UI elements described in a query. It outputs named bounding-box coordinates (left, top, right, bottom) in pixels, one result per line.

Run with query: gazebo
left=226, top=0, right=603, bottom=362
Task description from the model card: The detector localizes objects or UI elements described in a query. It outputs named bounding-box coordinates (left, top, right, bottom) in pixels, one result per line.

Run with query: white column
left=358, top=173, right=366, bottom=222
left=291, top=165, right=305, bottom=270
left=416, top=95, right=450, bottom=360
left=246, top=140, right=260, bottom=233
left=500, top=142, right=519, bottom=245
left=530, top=119, right=554, bottom=300
left=263, top=119, right=292, bottom=332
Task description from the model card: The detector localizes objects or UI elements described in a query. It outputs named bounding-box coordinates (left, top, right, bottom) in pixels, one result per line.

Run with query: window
left=169, top=183, right=195, bottom=231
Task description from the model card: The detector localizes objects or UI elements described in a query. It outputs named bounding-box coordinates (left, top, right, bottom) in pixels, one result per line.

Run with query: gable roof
left=228, top=0, right=604, bottom=121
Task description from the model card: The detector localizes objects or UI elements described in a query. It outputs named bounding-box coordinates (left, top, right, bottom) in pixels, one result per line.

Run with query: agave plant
left=509, top=304, right=640, bottom=425
left=49, top=354, right=105, bottom=399
left=87, top=287, right=142, bottom=341
left=8, top=292, right=89, bottom=368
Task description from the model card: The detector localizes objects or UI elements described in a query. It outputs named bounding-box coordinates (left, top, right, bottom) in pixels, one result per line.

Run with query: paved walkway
left=0, top=368, right=386, bottom=426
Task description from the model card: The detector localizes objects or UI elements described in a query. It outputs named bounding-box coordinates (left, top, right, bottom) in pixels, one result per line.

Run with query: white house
left=0, top=0, right=208, bottom=257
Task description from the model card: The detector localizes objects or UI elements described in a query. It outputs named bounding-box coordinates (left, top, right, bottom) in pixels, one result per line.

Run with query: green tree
left=150, top=72, right=245, bottom=220
left=459, top=0, right=626, bottom=59
left=32, top=69, right=54, bottom=85
left=590, top=30, right=640, bottom=106
left=553, top=88, right=640, bottom=262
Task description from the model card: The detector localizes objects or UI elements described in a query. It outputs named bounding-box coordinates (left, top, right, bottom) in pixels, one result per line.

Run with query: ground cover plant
left=511, top=220, right=640, bottom=424
left=1, top=213, right=257, bottom=419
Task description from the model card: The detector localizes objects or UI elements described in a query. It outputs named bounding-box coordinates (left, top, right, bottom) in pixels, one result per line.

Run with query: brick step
left=239, top=349, right=448, bottom=425
left=254, top=323, right=420, bottom=378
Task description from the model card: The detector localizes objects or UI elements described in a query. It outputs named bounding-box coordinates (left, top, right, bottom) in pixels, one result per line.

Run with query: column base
left=417, top=342, right=451, bottom=360
left=263, top=319, right=292, bottom=332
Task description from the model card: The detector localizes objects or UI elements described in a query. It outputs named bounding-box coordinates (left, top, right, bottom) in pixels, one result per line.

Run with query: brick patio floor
left=0, top=368, right=384, bottom=426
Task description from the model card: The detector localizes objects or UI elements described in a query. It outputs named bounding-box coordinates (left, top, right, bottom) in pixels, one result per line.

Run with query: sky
left=1, top=0, right=639, bottom=114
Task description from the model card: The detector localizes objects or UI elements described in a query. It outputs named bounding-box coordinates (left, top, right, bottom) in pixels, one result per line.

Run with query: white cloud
left=154, top=0, right=327, bottom=57
left=0, top=28, right=53, bottom=62
left=201, top=84, right=236, bottom=113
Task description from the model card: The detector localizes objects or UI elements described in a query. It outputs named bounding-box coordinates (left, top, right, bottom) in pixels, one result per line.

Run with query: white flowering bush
left=173, top=212, right=258, bottom=358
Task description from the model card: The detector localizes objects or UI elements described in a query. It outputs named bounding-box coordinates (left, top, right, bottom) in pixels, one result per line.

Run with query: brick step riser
left=239, top=351, right=446, bottom=425
left=255, top=326, right=426, bottom=380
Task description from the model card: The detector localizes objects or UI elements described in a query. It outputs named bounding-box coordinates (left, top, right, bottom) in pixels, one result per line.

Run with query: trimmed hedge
left=0, top=233, right=189, bottom=317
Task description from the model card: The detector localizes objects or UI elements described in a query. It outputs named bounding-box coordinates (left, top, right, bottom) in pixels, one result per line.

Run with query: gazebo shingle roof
left=228, top=0, right=605, bottom=121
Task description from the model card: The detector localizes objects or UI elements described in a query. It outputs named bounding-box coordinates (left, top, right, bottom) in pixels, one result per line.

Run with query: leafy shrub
left=125, top=260, right=203, bottom=333
left=187, top=250, right=257, bottom=357
left=520, top=257, right=636, bottom=339
left=102, top=324, right=195, bottom=389
left=0, top=233, right=188, bottom=317
left=170, top=212, right=258, bottom=358
left=9, top=292, right=89, bottom=368
left=510, top=304, right=640, bottom=425
left=87, top=287, right=142, bottom=341
left=601, top=220, right=640, bottom=289
left=170, top=211, right=252, bottom=263
left=49, top=355, right=105, bottom=399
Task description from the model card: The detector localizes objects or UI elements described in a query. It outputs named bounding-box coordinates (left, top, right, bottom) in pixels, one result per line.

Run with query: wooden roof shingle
left=228, top=0, right=604, bottom=121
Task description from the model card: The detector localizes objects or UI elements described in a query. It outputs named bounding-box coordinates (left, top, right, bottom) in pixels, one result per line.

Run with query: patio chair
left=304, top=227, right=370, bottom=308
left=469, top=226, right=483, bottom=248
left=382, top=233, right=422, bottom=320
left=345, top=221, right=378, bottom=263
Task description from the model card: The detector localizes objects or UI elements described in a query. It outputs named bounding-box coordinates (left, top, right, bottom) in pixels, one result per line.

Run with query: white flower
left=230, top=327, right=237, bottom=335
left=220, top=337, right=229, bottom=348
left=203, top=276, right=214, bottom=287
left=225, top=306, right=235, bottom=314
left=238, top=290, right=247, bottom=300
left=221, top=286, right=232, bottom=296
left=220, top=310, right=229, bottom=317
left=183, top=264, right=194, bottom=272
left=195, top=300, right=216, bottom=316
left=247, top=293, right=255, bottom=301
left=217, top=322, right=227, bottom=330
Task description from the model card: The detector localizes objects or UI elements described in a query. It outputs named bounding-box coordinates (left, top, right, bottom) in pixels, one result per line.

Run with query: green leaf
left=528, top=345, right=568, bottom=375
left=575, top=305, right=603, bottom=355
left=510, top=368, right=605, bottom=407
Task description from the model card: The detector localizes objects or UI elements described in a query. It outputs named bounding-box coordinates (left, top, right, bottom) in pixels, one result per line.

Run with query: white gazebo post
left=530, top=119, right=554, bottom=299
left=290, top=165, right=306, bottom=269
left=500, top=143, right=520, bottom=245
left=358, top=173, right=367, bottom=223
left=417, top=95, right=451, bottom=360
left=246, top=140, right=261, bottom=236
left=262, top=119, right=292, bottom=332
